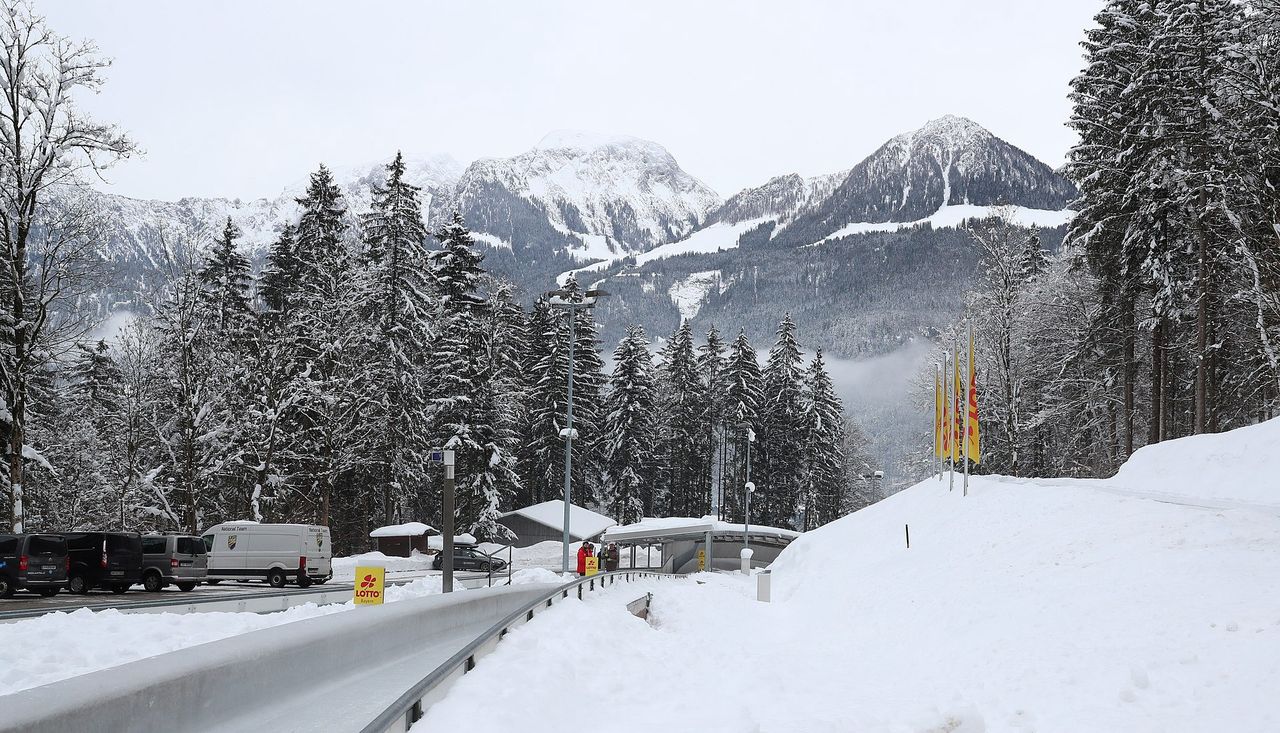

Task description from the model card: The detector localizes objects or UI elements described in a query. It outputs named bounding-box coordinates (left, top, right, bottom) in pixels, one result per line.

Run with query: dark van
left=0, top=534, right=68, bottom=598
left=63, top=532, right=143, bottom=594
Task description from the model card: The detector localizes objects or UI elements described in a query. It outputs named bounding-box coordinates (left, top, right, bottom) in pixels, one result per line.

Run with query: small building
left=369, top=522, right=436, bottom=557
left=603, top=518, right=800, bottom=573
left=496, top=500, right=616, bottom=548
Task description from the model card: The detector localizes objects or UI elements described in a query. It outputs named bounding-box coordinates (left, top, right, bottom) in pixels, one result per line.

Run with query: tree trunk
left=1122, top=299, right=1136, bottom=457
left=1148, top=318, right=1163, bottom=445
left=1194, top=221, right=1209, bottom=434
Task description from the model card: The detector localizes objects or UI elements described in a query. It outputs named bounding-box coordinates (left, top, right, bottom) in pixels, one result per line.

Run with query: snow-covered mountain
left=64, top=133, right=720, bottom=310
left=450, top=131, right=720, bottom=261
left=568, top=115, right=1075, bottom=280
left=777, top=114, right=1075, bottom=246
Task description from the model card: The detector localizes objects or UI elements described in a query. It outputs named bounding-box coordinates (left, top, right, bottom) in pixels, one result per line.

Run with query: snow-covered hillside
left=423, top=418, right=1280, bottom=732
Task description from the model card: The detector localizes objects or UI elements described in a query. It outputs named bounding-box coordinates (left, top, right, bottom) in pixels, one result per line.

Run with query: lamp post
left=736, top=421, right=755, bottom=550
left=547, top=285, right=610, bottom=574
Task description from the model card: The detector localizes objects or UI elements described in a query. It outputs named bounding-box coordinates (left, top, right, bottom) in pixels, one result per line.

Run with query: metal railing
left=361, top=570, right=668, bottom=733
left=478, top=544, right=514, bottom=587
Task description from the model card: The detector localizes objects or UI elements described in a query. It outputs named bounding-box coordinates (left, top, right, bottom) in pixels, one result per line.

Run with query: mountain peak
left=891, top=115, right=993, bottom=159
left=535, top=129, right=653, bottom=152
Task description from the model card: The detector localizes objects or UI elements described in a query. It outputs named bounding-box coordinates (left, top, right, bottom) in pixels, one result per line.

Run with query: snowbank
left=1107, top=417, right=1280, bottom=509
left=508, top=568, right=574, bottom=585
left=0, top=571, right=463, bottom=696
left=423, top=418, right=1280, bottom=731
left=331, top=550, right=434, bottom=579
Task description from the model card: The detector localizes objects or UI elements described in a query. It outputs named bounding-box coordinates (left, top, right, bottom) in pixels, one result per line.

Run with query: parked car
left=432, top=545, right=507, bottom=572
left=63, top=532, right=143, bottom=595
left=141, top=534, right=208, bottom=592
left=0, top=533, right=68, bottom=598
left=201, top=523, right=333, bottom=588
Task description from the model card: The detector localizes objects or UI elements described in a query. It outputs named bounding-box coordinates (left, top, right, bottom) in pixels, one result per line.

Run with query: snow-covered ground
left=420, top=419, right=1280, bottom=732
left=0, top=574, right=458, bottom=697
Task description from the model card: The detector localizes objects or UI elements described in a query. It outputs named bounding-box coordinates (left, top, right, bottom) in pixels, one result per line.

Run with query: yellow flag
left=953, top=345, right=963, bottom=462
left=934, top=367, right=943, bottom=458
left=967, top=329, right=981, bottom=463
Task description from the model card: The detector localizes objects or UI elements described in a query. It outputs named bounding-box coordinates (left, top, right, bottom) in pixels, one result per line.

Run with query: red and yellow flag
left=941, top=358, right=951, bottom=459
left=934, top=366, right=944, bottom=458
left=952, top=344, right=963, bottom=462
left=967, top=329, right=981, bottom=463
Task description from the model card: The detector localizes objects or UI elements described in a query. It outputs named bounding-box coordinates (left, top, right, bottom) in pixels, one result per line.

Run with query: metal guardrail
left=362, top=570, right=668, bottom=733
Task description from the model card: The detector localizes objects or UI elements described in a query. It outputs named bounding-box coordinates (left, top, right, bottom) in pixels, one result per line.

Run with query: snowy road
left=0, top=569, right=489, bottom=618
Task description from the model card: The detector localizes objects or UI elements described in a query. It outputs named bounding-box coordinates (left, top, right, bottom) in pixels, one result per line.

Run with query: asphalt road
left=0, top=568, right=502, bottom=615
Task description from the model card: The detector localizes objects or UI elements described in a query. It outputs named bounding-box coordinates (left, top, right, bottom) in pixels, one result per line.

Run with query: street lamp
left=547, top=285, right=610, bottom=574
left=736, top=421, right=755, bottom=550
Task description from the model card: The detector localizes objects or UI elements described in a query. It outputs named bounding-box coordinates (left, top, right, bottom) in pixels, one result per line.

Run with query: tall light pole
left=547, top=285, right=610, bottom=574
left=736, top=421, right=755, bottom=550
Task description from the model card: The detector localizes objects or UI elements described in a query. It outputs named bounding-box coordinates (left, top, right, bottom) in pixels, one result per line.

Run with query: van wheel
left=68, top=575, right=88, bottom=595
left=38, top=587, right=59, bottom=597
left=0, top=576, right=13, bottom=598
left=110, top=584, right=129, bottom=595
left=267, top=569, right=287, bottom=589
left=296, top=575, right=312, bottom=588
left=206, top=579, right=221, bottom=585
left=176, top=583, right=197, bottom=592
left=143, top=571, right=164, bottom=593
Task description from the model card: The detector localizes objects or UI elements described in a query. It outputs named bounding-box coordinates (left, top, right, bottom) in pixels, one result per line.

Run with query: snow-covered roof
left=500, top=500, right=616, bottom=539
left=428, top=533, right=477, bottom=549
left=603, top=516, right=801, bottom=544
left=369, top=521, right=436, bottom=538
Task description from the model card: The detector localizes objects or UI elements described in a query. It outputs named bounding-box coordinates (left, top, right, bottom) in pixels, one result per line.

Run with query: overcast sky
left=42, top=0, right=1102, bottom=202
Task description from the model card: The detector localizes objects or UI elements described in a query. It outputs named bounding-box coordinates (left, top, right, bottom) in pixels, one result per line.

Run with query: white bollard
left=756, top=569, right=771, bottom=602
left=739, top=548, right=754, bottom=574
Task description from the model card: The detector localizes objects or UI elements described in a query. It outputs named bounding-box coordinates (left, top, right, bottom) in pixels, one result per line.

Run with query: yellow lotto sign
left=584, top=556, right=599, bottom=576
left=354, top=566, right=385, bottom=605
left=697, top=549, right=706, bottom=571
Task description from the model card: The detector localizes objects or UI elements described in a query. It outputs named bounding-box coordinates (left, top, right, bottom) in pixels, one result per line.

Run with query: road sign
left=697, top=548, right=706, bottom=571
left=353, top=566, right=385, bottom=606
left=584, top=556, right=599, bottom=576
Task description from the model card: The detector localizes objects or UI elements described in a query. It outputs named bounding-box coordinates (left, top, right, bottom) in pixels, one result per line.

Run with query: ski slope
left=421, top=419, right=1280, bottom=732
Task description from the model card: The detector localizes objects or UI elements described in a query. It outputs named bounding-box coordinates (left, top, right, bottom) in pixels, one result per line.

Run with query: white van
left=201, top=523, right=333, bottom=588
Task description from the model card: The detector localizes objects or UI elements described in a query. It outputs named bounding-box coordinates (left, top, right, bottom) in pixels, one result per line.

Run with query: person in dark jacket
left=603, top=542, right=621, bottom=572
left=576, top=540, right=595, bottom=576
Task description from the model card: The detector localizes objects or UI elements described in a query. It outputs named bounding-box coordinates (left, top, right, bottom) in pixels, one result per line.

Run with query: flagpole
left=935, top=363, right=942, bottom=482
left=963, top=323, right=972, bottom=497
left=947, top=349, right=955, bottom=493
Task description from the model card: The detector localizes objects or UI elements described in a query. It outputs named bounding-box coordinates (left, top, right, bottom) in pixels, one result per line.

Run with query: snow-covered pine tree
left=799, top=349, right=847, bottom=529
left=1067, top=0, right=1160, bottom=459
left=655, top=320, right=709, bottom=518
left=425, top=213, right=519, bottom=541
left=757, top=314, right=806, bottom=528
left=722, top=328, right=763, bottom=522
left=151, top=265, right=241, bottom=532
left=287, top=165, right=371, bottom=542
left=198, top=218, right=254, bottom=333
left=358, top=152, right=436, bottom=527
left=259, top=224, right=299, bottom=318
left=520, top=276, right=609, bottom=515
left=698, top=326, right=731, bottom=518
left=518, top=297, right=560, bottom=506
left=603, top=325, right=659, bottom=525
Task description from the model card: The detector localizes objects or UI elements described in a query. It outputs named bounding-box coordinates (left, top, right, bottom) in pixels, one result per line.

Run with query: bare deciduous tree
left=0, top=1, right=135, bottom=530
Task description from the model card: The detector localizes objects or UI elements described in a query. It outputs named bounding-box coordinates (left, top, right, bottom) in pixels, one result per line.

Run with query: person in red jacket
left=576, top=540, right=595, bottom=576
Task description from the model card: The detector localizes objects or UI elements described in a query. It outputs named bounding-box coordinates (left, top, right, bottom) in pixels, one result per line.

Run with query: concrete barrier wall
left=0, top=584, right=553, bottom=733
